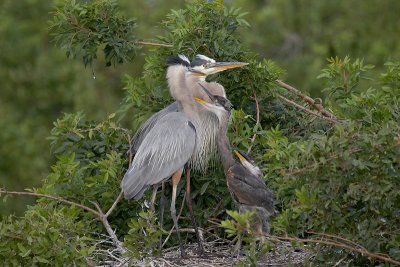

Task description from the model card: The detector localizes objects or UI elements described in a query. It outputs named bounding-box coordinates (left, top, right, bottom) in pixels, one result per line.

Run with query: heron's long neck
left=217, top=113, right=235, bottom=173
left=167, top=65, right=199, bottom=123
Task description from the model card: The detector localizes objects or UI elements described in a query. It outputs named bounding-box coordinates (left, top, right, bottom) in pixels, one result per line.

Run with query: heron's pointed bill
left=198, top=83, right=215, bottom=101
left=191, top=62, right=248, bottom=76
left=234, top=150, right=246, bottom=162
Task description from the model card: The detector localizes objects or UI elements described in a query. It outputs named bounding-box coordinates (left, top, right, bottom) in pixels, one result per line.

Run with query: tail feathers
left=121, top=170, right=148, bottom=200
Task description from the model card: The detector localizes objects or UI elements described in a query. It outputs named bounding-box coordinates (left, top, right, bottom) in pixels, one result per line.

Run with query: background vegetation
left=0, top=0, right=399, bottom=265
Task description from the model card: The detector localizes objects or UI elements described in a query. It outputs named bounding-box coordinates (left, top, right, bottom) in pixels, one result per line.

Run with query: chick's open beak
left=234, top=150, right=246, bottom=162
left=198, top=83, right=215, bottom=101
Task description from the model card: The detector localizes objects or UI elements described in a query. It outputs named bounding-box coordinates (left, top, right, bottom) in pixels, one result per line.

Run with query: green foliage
left=50, top=0, right=138, bottom=67
left=123, top=211, right=162, bottom=259
left=221, top=210, right=272, bottom=267
left=265, top=57, right=400, bottom=265
left=2, top=0, right=400, bottom=265
left=0, top=205, right=93, bottom=265
left=233, top=0, right=400, bottom=96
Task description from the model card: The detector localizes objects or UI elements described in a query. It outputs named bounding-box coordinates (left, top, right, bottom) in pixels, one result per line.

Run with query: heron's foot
left=180, top=249, right=188, bottom=259
left=195, top=247, right=207, bottom=258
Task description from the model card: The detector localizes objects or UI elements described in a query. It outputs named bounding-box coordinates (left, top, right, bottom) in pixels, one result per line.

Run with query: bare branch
left=275, top=79, right=337, bottom=120
left=306, top=231, right=367, bottom=252
left=247, top=92, right=260, bottom=154
left=0, top=189, right=127, bottom=254
left=106, top=190, right=124, bottom=217
left=137, top=41, right=173, bottom=48
left=277, top=95, right=338, bottom=124
left=0, top=189, right=100, bottom=217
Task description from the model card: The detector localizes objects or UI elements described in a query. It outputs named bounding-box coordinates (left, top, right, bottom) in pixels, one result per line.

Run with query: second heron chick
left=198, top=83, right=275, bottom=235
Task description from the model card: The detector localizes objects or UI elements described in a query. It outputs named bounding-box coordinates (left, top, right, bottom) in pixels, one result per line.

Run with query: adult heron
left=131, top=54, right=248, bottom=172
left=127, top=55, right=247, bottom=252
left=121, top=56, right=238, bottom=257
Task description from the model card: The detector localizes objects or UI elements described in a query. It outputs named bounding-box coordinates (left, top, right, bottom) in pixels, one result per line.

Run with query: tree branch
left=275, top=79, right=338, bottom=120
left=247, top=92, right=260, bottom=154
left=265, top=233, right=400, bottom=266
left=0, top=189, right=100, bottom=217
left=0, top=189, right=127, bottom=254
left=137, top=41, right=173, bottom=48
left=277, top=94, right=338, bottom=124
left=106, top=190, right=124, bottom=217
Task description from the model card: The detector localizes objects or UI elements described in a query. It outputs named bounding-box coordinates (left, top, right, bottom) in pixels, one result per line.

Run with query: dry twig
left=247, top=92, right=260, bottom=154
left=277, top=95, right=338, bottom=124
left=0, top=189, right=127, bottom=254
left=137, top=41, right=173, bottom=48
left=275, top=79, right=337, bottom=120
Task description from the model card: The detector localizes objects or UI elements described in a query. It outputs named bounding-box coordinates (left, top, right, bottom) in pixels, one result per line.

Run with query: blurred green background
left=1, top=0, right=399, bottom=215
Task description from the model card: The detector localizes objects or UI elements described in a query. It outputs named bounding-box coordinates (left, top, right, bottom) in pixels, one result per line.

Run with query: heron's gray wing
left=228, top=164, right=275, bottom=214
left=122, top=112, right=196, bottom=200
left=131, top=102, right=179, bottom=155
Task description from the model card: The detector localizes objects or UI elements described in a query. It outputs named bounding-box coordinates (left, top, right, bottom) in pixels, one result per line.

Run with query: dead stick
left=0, top=189, right=127, bottom=253
left=307, top=231, right=367, bottom=252
left=91, top=201, right=126, bottom=253
left=277, top=95, right=338, bottom=124
left=275, top=79, right=337, bottom=120
left=137, top=41, right=173, bottom=48
left=0, top=190, right=100, bottom=217
left=106, top=190, right=124, bottom=217
left=247, top=92, right=260, bottom=154
left=265, top=234, right=400, bottom=266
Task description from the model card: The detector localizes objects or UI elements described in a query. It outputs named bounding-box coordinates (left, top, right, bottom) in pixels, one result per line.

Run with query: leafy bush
left=1, top=0, right=399, bottom=265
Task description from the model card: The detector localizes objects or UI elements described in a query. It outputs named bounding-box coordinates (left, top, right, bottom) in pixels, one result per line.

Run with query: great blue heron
left=126, top=55, right=247, bottom=254
left=131, top=54, right=248, bottom=172
left=130, top=54, right=247, bottom=221
left=199, top=83, right=276, bottom=236
left=122, top=55, right=243, bottom=256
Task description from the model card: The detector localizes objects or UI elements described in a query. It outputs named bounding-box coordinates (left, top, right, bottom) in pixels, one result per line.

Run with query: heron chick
left=198, top=83, right=275, bottom=235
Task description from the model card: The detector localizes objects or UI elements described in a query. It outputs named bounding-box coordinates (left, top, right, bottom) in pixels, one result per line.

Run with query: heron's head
left=189, top=54, right=248, bottom=79
left=198, top=83, right=232, bottom=111
left=194, top=94, right=230, bottom=122
left=234, top=150, right=262, bottom=177
left=167, top=54, right=190, bottom=67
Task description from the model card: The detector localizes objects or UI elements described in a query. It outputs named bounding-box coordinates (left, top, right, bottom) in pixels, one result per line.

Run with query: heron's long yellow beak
left=234, top=150, right=246, bottom=162
left=210, top=62, right=249, bottom=72
left=189, top=61, right=248, bottom=76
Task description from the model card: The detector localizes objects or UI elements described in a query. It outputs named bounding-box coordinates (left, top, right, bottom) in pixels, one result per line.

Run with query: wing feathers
left=122, top=113, right=196, bottom=200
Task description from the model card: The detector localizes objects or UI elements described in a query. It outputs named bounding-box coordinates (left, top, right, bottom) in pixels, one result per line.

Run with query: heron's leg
left=171, top=169, right=186, bottom=257
left=150, top=184, right=159, bottom=212
left=158, top=182, right=166, bottom=252
left=184, top=167, right=205, bottom=255
left=234, top=233, right=242, bottom=258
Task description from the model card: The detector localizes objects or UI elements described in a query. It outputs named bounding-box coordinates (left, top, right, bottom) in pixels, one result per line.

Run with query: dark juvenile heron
left=199, top=84, right=276, bottom=236
left=122, top=55, right=241, bottom=256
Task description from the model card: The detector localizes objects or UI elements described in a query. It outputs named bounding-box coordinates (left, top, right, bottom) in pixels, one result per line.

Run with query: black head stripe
left=215, top=96, right=232, bottom=111
left=191, top=57, right=209, bottom=67
left=191, top=55, right=215, bottom=67
left=167, top=55, right=190, bottom=67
